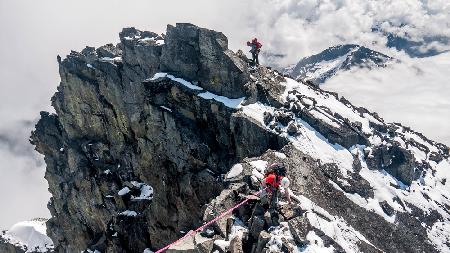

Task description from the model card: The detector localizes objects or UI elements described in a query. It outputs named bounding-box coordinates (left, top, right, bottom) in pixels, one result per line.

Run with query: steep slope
left=284, top=45, right=393, bottom=85
left=30, top=24, right=449, bottom=253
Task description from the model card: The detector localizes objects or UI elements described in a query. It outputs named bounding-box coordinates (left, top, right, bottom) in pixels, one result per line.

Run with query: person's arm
left=285, top=188, right=292, bottom=204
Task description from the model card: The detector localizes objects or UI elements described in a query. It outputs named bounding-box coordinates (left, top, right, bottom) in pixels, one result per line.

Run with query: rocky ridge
left=4, top=23, right=447, bottom=252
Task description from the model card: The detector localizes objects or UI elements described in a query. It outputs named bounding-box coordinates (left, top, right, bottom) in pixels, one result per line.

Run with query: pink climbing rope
left=155, top=187, right=267, bottom=253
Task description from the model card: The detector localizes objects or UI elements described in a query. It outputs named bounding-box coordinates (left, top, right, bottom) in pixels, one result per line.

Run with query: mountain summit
left=2, top=23, right=448, bottom=253
left=284, top=45, right=393, bottom=84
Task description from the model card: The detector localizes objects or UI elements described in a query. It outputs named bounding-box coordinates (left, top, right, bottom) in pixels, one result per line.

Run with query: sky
left=0, top=0, right=449, bottom=229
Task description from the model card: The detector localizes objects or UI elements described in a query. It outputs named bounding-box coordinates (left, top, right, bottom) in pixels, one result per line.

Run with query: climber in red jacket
left=247, top=38, right=262, bottom=66
left=261, top=163, right=292, bottom=210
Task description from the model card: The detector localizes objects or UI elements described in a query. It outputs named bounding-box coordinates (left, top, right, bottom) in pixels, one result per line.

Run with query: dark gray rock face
left=160, top=23, right=250, bottom=98
left=31, top=23, right=449, bottom=253
left=0, top=236, right=26, bottom=253
left=366, top=144, right=419, bottom=185
left=31, top=24, right=284, bottom=253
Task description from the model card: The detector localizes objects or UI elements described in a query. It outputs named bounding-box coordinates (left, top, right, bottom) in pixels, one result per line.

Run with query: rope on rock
left=155, top=187, right=267, bottom=253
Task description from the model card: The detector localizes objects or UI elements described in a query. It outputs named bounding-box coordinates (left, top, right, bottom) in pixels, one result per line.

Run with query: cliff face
left=30, top=23, right=450, bottom=253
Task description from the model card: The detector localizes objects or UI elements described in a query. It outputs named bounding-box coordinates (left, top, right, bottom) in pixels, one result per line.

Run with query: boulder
left=288, top=216, right=311, bottom=246
left=160, top=23, right=250, bottom=98
left=286, top=122, right=300, bottom=136
left=366, top=144, right=419, bottom=185
left=229, top=233, right=244, bottom=253
left=249, top=216, right=265, bottom=239
left=166, top=234, right=213, bottom=253
left=254, top=231, right=271, bottom=253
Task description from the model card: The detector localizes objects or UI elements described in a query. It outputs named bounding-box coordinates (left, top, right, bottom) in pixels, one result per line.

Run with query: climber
left=261, top=163, right=292, bottom=210
left=247, top=38, right=262, bottom=66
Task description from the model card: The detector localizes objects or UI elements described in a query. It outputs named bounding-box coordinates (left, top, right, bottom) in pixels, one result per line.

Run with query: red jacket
left=248, top=39, right=262, bottom=50
left=265, top=173, right=282, bottom=189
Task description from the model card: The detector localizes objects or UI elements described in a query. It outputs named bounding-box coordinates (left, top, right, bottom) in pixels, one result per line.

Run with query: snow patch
left=300, top=231, right=335, bottom=253
left=2, top=220, right=53, bottom=253
left=226, top=164, right=243, bottom=179
left=119, top=210, right=138, bottom=217
left=274, top=152, right=287, bottom=159
left=118, top=187, right=130, bottom=196
left=198, top=92, right=245, bottom=109
left=159, top=105, right=172, bottom=112
left=130, top=181, right=154, bottom=201
left=249, top=160, right=268, bottom=174
left=241, top=102, right=274, bottom=125
left=290, top=193, right=378, bottom=252
left=148, top=73, right=203, bottom=90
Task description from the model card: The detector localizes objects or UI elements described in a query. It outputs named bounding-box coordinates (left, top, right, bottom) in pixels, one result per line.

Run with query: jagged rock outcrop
left=0, top=237, right=26, bottom=253
left=31, top=23, right=450, bottom=253
left=31, top=23, right=285, bottom=253
left=160, top=23, right=250, bottom=98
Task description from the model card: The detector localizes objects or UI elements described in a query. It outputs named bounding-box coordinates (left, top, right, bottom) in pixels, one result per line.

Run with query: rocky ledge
left=26, top=23, right=450, bottom=253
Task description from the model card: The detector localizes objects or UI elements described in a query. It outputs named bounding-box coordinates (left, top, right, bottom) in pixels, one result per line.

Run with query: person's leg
left=270, top=189, right=278, bottom=210
left=252, top=52, right=257, bottom=65
left=269, top=189, right=280, bottom=226
left=256, top=53, right=259, bottom=65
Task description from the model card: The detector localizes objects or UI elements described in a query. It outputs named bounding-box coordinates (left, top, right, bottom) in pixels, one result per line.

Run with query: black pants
left=252, top=52, right=259, bottom=66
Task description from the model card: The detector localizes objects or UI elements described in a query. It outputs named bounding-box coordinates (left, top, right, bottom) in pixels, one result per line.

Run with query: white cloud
left=0, top=148, right=50, bottom=230
left=323, top=51, right=450, bottom=146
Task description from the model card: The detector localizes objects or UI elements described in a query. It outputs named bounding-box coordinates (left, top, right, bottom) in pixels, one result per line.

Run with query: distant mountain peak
left=284, top=44, right=394, bottom=84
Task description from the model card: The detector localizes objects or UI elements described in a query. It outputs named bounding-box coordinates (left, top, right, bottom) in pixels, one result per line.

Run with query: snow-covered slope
left=284, top=45, right=393, bottom=84
left=0, top=219, right=53, bottom=253
left=238, top=75, right=450, bottom=252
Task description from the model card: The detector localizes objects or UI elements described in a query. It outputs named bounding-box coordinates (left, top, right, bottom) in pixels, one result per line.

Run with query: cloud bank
left=0, top=121, right=50, bottom=229
left=323, top=52, right=450, bottom=146
left=246, top=0, right=450, bottom=65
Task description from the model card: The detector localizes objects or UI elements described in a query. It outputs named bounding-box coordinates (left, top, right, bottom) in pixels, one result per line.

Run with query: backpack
left=265, top=163, right=286, bottom=177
